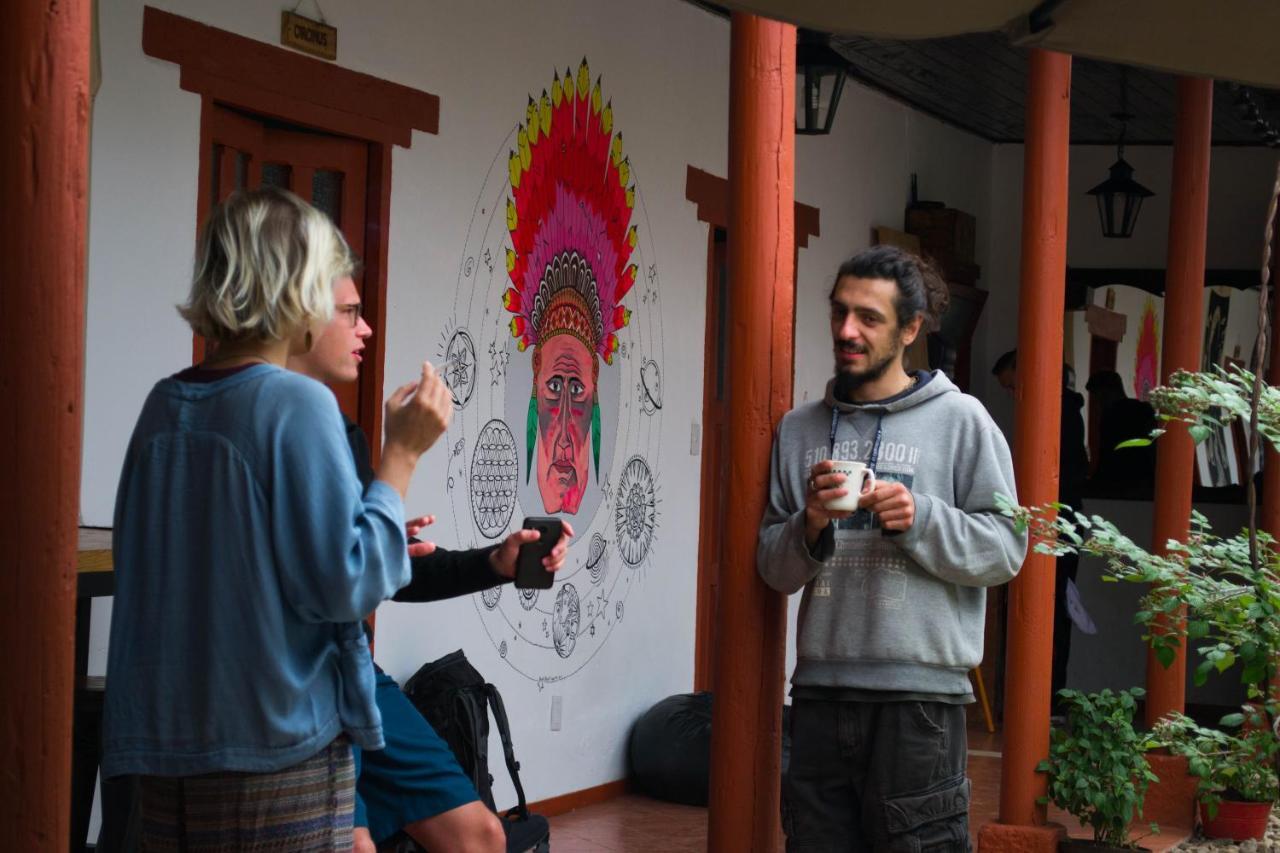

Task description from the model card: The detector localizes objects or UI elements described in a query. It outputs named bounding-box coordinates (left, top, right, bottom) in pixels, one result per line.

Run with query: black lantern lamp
left=1087, top=69, right=1154, bottom=239
left=796, top=30, right=847, bottom=135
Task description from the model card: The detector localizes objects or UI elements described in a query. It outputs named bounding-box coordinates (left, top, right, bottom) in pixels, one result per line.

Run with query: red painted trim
left=707, top=14, right=795, bottom=852
left=362, top=142, right=394, bottom=469
left=142, top=7, right=438, bottom=142
left=1000, top=48, right=1072, bottom=828
left=524, top=779, right=629, bottom=818
left=685, top=165, right=820, bottom=247
left=1145, top=77, right=1214, bottom=726
left=3, top=0, right=91, bottom=843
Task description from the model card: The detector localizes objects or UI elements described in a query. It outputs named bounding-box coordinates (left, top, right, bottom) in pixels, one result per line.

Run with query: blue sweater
left=102, top=365, right=411, bottom=777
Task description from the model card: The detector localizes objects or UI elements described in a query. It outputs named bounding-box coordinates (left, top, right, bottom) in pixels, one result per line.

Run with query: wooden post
left=996, top=48, right=1072, bottom=832
left=706, top=12, right=794, bottom=852
left=1145, top=77, right=1213, bottom=727
left=0, top=0, right=92, bottom=846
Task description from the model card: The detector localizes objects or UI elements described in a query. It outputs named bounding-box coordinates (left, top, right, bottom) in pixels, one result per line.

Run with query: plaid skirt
left=139, top=738, right=355, bottom=852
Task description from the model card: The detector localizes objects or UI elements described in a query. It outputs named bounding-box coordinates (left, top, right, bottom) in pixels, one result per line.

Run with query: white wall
left=82, top=0, right=728, bottom=812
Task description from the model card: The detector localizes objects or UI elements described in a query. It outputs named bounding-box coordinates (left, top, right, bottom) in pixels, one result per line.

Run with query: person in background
left=288, top=269, right=573, bottom=853
left=760, top=246, right=1026, bottom=850
left=992, top=351, right=1088, bottom=711
left=1086, top=369, right=1158, bottom=496
left=103, top=187, right=451, bottom=851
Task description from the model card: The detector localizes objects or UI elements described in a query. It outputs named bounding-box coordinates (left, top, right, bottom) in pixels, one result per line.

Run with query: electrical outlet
left=690, top=421, right=701, bottom=456
left=550, top=695, right=563, bottom=731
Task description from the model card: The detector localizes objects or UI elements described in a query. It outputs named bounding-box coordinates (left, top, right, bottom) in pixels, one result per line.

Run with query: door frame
left=685, top=165, right=820, bottom=691
left=142, top=6, right=439, bottom=466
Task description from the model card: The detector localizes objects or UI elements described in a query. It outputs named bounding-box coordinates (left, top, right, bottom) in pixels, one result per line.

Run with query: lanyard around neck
left=829, top=406, right=885, bottom=472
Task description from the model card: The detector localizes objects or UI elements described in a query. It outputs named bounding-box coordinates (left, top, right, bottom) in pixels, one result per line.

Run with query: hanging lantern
left=1087, top=152, right=1154, bottom=239
left=796, top=31, right=847, bottom=136
left=1087, top=67, right=1155, bottom=239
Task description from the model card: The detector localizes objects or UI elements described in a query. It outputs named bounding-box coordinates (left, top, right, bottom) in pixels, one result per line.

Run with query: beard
left=833, top=332, right=905, bottom=402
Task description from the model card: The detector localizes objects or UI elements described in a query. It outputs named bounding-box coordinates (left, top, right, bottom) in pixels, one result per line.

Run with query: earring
left=591, top=393, right=601, bottom=481
left=525, top=389, right=537, bottom=485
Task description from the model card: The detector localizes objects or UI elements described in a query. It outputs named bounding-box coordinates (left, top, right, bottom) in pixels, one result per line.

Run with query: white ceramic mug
left=824, top=460, right=876, bottom=512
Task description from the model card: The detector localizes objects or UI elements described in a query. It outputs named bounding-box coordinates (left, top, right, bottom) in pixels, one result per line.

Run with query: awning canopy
left=717, top=0, right=1280, bottom=89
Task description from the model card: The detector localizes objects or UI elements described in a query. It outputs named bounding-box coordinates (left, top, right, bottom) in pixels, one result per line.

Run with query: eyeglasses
left=335, top=304, right=362, bottom=328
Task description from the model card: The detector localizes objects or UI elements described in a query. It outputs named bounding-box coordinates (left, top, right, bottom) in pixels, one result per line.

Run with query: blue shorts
left=354, top=671, right=480, bottom=843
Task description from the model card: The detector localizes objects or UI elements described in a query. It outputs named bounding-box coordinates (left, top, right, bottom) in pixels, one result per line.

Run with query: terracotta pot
left=1199, top=798, right=1272, bottom=841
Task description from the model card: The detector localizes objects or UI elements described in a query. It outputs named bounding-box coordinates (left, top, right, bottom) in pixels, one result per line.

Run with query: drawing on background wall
left=470, top=419, right=518, bottom=539
left=441, top=58, right=664, bottom=685
left=585, top=532, right=609, bottom=584
left=1133, top=297, right=1160, bottom=400
left=1197, top=289, right=1237, bottom=487
left=481, top=586, right=502, bottom=610
left=638, top=358, right=663, bottom=415
left=615, top=455, right=658, bottom=567
left=552, top=584, right=581, bottom=658
left=441, top=328, right=477, bottom=408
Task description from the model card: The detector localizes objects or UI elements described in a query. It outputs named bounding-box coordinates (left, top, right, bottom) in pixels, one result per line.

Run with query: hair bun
left=915, top=255, right=950, bottom=332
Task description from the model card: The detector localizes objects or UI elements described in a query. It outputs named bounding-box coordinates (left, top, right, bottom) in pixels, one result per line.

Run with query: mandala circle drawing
left=499, top=640, right=508, bottom=658
left=638, top=358, right=662, bottom=415
left=517, top=587, right=539, bottom=611
left=616, top=601, right=624, bottom=621
left=552, top=584, right=581, bottom=659
left=470, top=420, right=518, bottom=539
left=585, top=532, right=609, bottom=584
left=481, top=585, right=502, bottom=610
left=615, top=456, right=657, bottom=567
left=444, top=329, right=478, bottom=409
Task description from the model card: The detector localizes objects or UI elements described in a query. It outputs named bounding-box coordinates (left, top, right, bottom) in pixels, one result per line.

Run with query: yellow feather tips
left=506, top=198, right=518, bottom=232
left=525, top=97, right=539, bottom=144
left=626, top=186, right=635, bottom=209
left=505, top=250, right=516, bottom=275
left=517, top=339, right=529, bottom=352
left=618, top=157, right=631, bottom=188
left=610, top=133, right=624, bottom=167
left=576, top=58, right=590, bottom=99
left=551, top=72, right=563, bottom=108
left=601, top=100, right=614, bottom=135
left=539, top=90, right=552, bottom=137
left=508, top=151, right=521, bottom=190
left=518, top=126, right=531, bottom=170
left=591, top=77, right=602, bottom=115
left=627, top=225, right=638, bottom=249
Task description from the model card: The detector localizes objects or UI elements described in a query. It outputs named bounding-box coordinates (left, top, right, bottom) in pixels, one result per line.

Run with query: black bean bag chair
left=628, top=693, right=792, bottom=807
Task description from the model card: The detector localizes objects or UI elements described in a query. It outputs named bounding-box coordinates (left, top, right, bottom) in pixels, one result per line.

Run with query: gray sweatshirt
left=757, top=371, right=1027, bottom=697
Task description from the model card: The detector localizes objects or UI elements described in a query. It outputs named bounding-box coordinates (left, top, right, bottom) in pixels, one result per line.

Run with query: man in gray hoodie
left=760, top=246, right=1026, bottom=852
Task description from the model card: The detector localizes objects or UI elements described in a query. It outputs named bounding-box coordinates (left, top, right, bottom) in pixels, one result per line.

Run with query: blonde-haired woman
left=103, top=187, right=451, bottom=851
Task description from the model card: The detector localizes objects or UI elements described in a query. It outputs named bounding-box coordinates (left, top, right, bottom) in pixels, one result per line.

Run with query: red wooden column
left=1, top=0, right=92, bottom=846
left=706, top=12, right=794, bottom=853
left=1145, top=78, right=1213, bottom=727
left=979, top=48, right=1071, bottom=853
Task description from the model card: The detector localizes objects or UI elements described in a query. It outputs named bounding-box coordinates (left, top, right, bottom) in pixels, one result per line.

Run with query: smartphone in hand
left=514, top=516, right=563, bottom=589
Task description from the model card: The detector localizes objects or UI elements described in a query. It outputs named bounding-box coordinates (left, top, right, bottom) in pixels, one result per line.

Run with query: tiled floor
left=546, top=724, right=1191, bottom=852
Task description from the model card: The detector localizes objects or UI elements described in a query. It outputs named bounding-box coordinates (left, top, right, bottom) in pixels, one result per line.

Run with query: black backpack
left=400, top=650, right=550, bottom=853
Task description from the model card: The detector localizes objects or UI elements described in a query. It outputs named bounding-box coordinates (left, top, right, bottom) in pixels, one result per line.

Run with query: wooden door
left=197, top=104, right=370, bottom=425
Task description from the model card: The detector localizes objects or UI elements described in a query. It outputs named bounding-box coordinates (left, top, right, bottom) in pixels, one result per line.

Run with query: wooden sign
left=280, top=10, right=336, bottom=61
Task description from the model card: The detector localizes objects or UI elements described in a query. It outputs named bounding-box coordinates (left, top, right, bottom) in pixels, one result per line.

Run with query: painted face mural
left=441, top=59, right=664, bottom=686
left=501, top=62, right=635, bottom=515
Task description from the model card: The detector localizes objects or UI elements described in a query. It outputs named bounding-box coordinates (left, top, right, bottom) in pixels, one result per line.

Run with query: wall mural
left=441, top=59, right=664, bottom=686
left=1133, top=297, right=1160, bottom=401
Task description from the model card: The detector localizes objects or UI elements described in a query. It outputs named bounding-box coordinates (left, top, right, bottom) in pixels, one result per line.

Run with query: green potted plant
left=1152, top=707, right=1278, bottom=841
left=1038, top=687, right=1160, bottom=851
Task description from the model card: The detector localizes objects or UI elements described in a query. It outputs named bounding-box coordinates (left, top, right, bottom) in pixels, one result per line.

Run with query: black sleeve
left=344, top=417, right=509, bottom=602
left=392, top=545, right=509, bottom=602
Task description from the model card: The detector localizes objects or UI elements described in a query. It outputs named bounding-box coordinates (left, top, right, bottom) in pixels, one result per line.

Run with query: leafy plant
left=1037, top=688, right=1159, bottom=848
left=1152, top=707, right=1280, bottom=815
